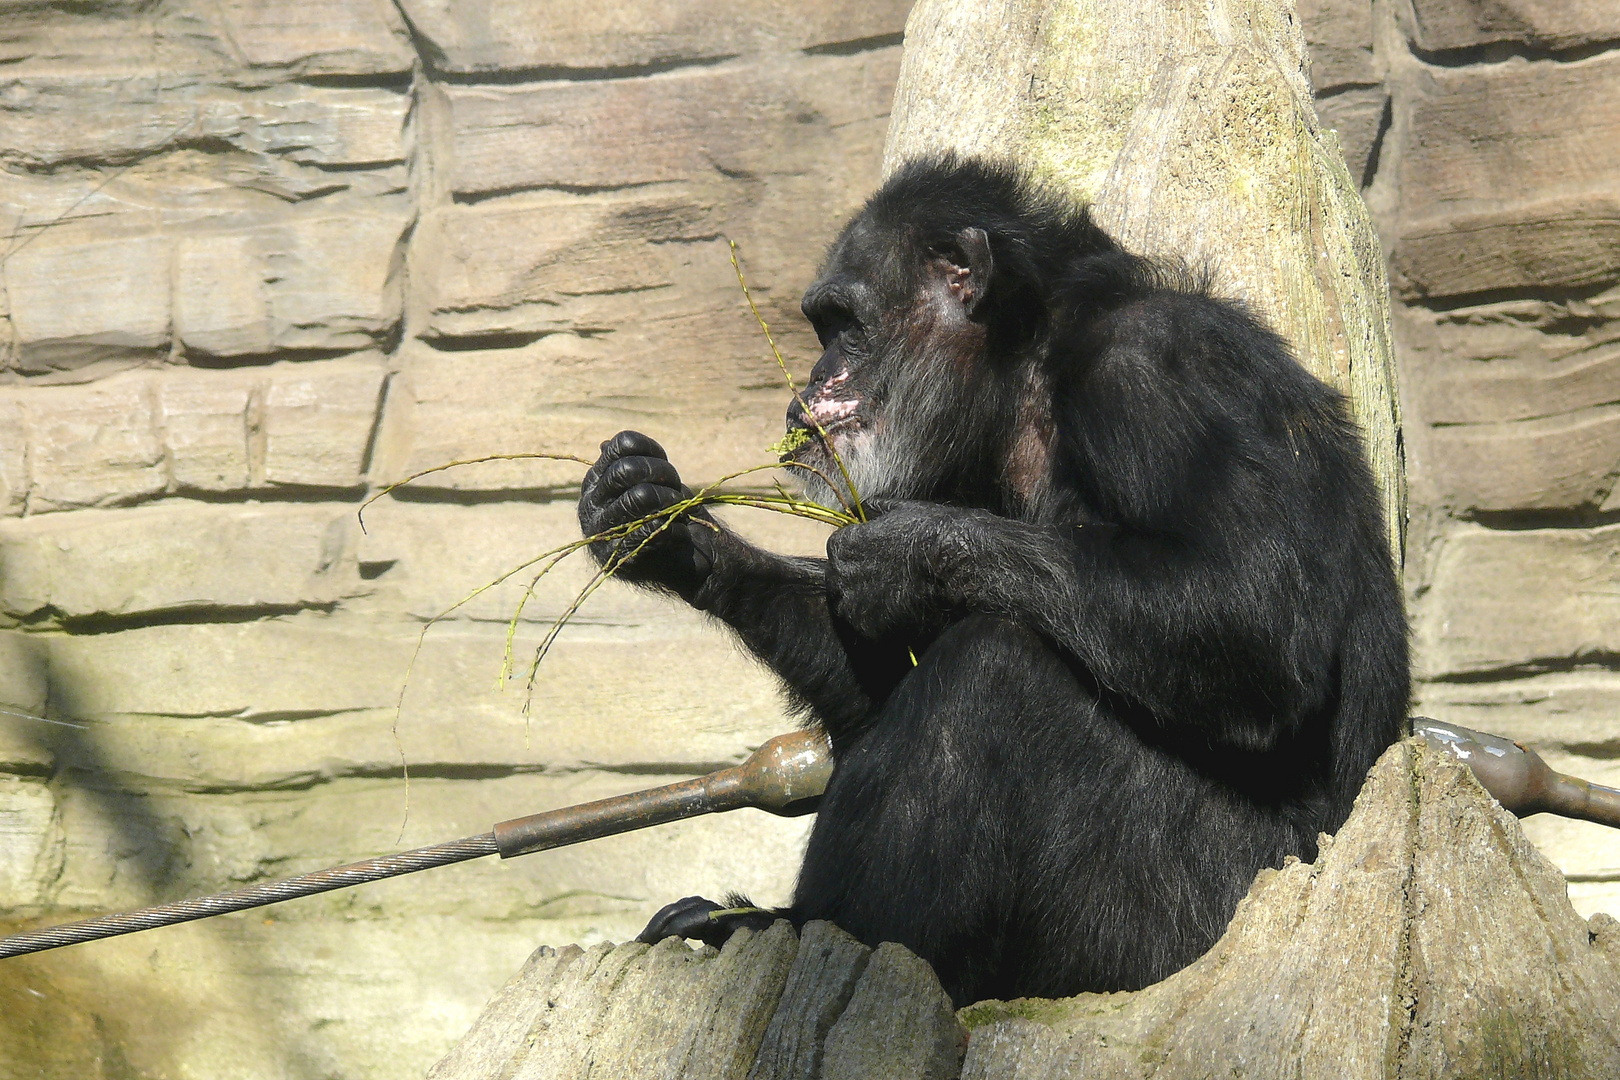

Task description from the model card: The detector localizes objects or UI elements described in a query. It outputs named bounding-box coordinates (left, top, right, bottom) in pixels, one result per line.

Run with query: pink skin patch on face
left=809, top=396, right=859, bottom=425
left=805, top=366, right=861, bottom=429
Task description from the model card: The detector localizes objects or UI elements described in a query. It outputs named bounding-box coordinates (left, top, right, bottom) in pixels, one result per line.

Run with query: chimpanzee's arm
left=577, top=431, right=908, bottom=740
left=827, top=504, right=1325, bottom=751
left=690, top=534, right=912, bottom=741
left=825, top=303, right=1397, bottom=754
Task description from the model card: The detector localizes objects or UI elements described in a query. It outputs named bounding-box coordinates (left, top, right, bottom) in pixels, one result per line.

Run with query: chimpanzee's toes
left=636, top=896, right=724, bottom=946
left=636, top=895, right=780, bottom=949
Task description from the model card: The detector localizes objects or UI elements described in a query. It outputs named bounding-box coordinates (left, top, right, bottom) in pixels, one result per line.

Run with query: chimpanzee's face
left=785, top=215, right=1004, bottom=509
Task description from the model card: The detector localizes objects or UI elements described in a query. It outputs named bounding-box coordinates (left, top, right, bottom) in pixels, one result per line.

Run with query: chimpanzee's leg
left=789, top=613, right=1312, bottom=1006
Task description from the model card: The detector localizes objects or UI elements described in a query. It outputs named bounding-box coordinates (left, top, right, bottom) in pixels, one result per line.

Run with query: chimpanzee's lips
left=786, top=395, right=862, bottom=444
left=780, top=412, right=859, bottom=466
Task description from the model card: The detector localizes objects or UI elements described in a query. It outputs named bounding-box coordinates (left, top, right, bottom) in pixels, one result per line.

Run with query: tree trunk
left=885, top=0, right=1406, bottom=564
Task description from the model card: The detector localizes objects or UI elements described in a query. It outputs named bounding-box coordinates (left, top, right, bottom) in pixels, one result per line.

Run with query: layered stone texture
left=1335, top=1, right=1620, bottom=923
left=0, top=2, right=905, bottom=1077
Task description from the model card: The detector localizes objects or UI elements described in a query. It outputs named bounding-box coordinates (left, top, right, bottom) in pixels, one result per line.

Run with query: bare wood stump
left=432, top=740, right=1620, bottom=1079
left=429, top=918, right=965, bottom=1080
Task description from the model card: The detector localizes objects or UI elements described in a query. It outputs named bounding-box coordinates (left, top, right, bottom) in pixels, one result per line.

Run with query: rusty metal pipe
left=6, top=720, right=1613, bottom=962
left=1414, top=719, right=1620, bottom=829
left=0, top=730, right=832, bottom=961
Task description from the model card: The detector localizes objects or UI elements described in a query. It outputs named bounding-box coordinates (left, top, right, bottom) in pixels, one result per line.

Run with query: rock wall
left=0, top=1, right=1615, bottom=1078
left=1304, top=0, right=1620, bottom=922
left=0, top=3, right=907, bottom=1077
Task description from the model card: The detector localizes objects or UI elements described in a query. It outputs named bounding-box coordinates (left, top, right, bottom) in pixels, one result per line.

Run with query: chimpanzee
left=576, top=155, right=1409, bottom=1007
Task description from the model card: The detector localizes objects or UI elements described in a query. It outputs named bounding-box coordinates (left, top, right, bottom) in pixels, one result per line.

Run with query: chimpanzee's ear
left=939, top=226, right=994, bottom=317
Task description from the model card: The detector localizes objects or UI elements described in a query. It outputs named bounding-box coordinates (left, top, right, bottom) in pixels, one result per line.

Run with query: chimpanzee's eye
left=803, top=284, right=862, bottom=351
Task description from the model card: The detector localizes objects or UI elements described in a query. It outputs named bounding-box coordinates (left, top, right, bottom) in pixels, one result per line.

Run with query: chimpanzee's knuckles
left=604, top=430, right=667, bottom=462
left=603, top=454, right=683, bottom=495
left=607, top=482, right=682, bottom=529
left=582, top=471, right=677, bottom=538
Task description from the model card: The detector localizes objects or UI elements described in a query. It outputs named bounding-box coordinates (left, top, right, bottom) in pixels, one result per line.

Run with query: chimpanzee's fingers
left=636, top=896, right=722, bottom=944
left=584, top=430, right=667, bottom=490
left=600, top=455, right=683, bottom=500
left=611, top=482, right=684, bottom=526
left=604, top=430, right=667, bottom=463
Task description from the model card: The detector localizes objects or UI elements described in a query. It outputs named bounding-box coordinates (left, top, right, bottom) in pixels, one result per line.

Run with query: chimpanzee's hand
left=578, top=431, right=716, bottom=598
left=825, top=501, right=974, bottom=639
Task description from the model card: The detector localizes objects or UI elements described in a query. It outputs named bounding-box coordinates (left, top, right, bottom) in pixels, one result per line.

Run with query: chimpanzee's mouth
left=784, top=394, right=863, bottom=456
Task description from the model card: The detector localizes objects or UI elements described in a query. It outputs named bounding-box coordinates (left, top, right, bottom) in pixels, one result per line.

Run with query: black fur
left=579, top=156, right=1410, bottom=1007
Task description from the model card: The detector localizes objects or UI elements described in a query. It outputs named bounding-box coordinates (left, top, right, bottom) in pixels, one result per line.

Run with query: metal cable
left=0, top=832, right=498, bottom=959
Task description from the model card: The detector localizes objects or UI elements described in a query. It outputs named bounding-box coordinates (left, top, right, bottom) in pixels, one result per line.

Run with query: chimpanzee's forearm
left=928, top=510, right=1327, bottom=751
left=692, top=531, right=908, bottom=743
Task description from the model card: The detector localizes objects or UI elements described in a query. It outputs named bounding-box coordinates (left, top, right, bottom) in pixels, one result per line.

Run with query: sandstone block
left=22, top=371, right=166, bottom=511
left=272, top=210, right=410, bottom=352
left=0, top=776, right=59, bottom=907
left=0, top=503, right=360, bottom=621
left=349, top=501, right=674, bottom=625
left=410, top=193, right=722, bottom=341
left=1, top=228, right=170, bottom=370
left=0, top=0, right=411, bottom=80
left=1402, top=0, right=1620, bottom=53
left=210, top=0, right=414, bottom=77
left=442, top=52, right=899, bottom=198
left=350, top=500, right=829, bottom=628
left=0, top=80, right=409, bottom=173
left=1298, top=0, right=1377, bottom=92
left=1396, top=294, right=1620, bottom=425
left=261, top=358, right=387, bottom=489
left=181, top=209, right=408, bottom=358
left=158, top=366, right=255, bottom=492
left=6, top=200, right=406, bottom=371
left=1412, top=523, right=1620, bottom=678
left=40, top=619, right=405, bottom=723
left=1394, top=194, right=1620, bottom=300
left=1420, top=406, right=1620, bottom=514
left=398, top=0, right=911, bottom=74
left=0, top=632, right=48, bottom=717
left=385, top=339, right=805, bottom=497
left=29, top=613, right=794, bottom=774
left=1392, top=55, right=1620, bottom=299
left=0, top=395, right=27, bottom=515
left=173, top=232, right=279, bottom=359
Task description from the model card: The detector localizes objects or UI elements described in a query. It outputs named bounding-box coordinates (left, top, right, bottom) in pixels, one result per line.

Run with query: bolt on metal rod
left=1414, top=719, right=1620, bottom=828
left=0, top=730, right=832, bottom=961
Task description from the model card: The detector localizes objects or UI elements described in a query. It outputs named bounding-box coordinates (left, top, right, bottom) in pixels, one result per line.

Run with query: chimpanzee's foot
left=636, top=894, right=778, bottom=949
